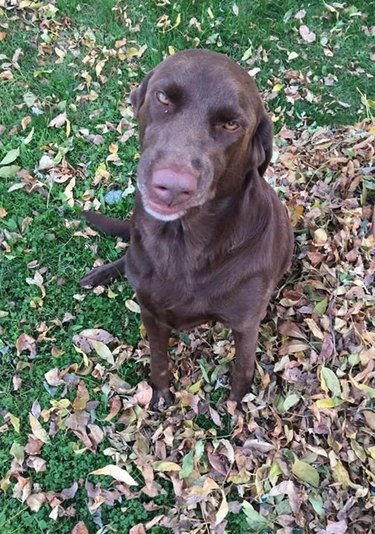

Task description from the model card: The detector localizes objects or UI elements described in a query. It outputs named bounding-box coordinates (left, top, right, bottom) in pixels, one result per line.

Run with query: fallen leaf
left=321, top=367, right=341, bottom=397
left=9, top=413, right=20, bottom=433
left=325, top=521, right=348, bottom=534
left=71, top=521, right=89, bottom=534
left=16, top=334, right=37, bottom=358
left=91, top=339, right=114, bottom=365
left=29, top=415, right=50, bottom=444
left=134, top=382, right=153, bottom=406
left=26, top=493, right=46, bottom=512
left=215, top=491, right=229, bottom=525
left=313, top=228, right=328, bottom=245
left=300, top=25, right=316, bottom=43
left=292, top=458, right=319, bottom=487
left=0, top=147, right=20, bottom=166
left=125, top=299, right=141, bottom=313
left=90, top=465, right=138, bottom=486
left=10, top=442, right=25, bottom=465
left=180, top=449, right=194, bottom=479
left=363, top=410, right=375, bottom=430
left=49, top=112, right=67, bottom=128
left=129, top=525, right=146, bottom=534
left=153, top=461, right=181, bottom=472
left=38, top=155, right=55, bottom=171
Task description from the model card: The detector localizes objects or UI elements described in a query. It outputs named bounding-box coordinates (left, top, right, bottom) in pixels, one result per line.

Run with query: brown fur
left=81, top=50, right=294, bottom=409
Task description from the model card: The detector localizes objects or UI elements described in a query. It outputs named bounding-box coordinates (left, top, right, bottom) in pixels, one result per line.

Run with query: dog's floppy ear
left=130, top=70, right=154, bottom=118
left=250, top=114, right=273, bottom=177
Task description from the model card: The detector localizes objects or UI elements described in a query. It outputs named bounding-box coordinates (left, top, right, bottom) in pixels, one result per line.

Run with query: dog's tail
left=83, top=211, right=131, bottom=239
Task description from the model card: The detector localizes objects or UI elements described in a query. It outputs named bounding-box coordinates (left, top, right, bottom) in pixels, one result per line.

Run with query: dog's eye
left=156, top=91, right=170, bottom=105
left=223, top=120, right=240, bottom=132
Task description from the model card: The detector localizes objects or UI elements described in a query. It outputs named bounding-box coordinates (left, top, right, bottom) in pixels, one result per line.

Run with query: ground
left=0, top=1, right=374, bottom=533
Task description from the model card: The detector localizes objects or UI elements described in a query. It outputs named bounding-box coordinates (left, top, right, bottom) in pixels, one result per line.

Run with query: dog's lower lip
left=147, top=199, right=185, bottom=215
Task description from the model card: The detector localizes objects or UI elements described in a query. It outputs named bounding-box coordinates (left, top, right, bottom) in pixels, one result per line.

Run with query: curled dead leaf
left=16, top=334, right=37, bottom=358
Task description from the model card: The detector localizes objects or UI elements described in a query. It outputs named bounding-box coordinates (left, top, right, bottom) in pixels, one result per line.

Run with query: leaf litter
left=0, top=1, right=374, bottom=532
left=2, top=118, right=374, bottom=532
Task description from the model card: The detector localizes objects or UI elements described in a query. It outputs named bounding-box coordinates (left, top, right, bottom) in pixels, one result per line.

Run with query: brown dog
left=81, top=49, right=294, bottom=409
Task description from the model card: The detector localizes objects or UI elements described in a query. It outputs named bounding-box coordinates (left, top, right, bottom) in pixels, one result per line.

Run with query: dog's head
left=131, top=49, right=272, bottom=221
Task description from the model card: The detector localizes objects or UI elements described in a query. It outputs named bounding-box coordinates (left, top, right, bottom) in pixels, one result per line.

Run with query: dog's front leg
left=229, top=320, right=262, bottom=403
left=142, top=310, right=173, bottom=410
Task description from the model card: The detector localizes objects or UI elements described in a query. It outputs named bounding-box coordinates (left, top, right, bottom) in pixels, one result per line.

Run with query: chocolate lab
left=81, top=49, right=294, bottom=409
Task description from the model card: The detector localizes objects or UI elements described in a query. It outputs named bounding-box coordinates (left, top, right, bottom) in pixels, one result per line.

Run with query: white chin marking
left=145, top=204, right=184, bottom=221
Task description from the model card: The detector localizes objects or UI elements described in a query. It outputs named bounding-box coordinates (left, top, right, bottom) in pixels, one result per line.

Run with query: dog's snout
left=151, top=168, right=198, bottom=207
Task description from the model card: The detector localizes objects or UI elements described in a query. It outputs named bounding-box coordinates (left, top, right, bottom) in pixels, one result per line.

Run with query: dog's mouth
left=143, top=198, right=187, bottom=221
left=137, top=157, right=214, bottom=221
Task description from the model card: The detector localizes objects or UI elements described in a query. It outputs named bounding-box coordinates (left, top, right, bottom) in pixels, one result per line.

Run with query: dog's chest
left=127, top=243, right=217, bottom=328
left=136, top=265, right=212, bottom=329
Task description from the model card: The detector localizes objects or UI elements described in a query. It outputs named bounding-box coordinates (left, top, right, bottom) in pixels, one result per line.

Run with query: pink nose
left=151, top=167, right=198, bottom=207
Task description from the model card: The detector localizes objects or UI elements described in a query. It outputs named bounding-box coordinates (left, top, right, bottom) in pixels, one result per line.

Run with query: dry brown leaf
left=16, top=334, right=37, bottom=357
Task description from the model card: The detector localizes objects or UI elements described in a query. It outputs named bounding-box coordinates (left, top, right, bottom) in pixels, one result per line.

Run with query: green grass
left=0, top=0, right=373, bottom=532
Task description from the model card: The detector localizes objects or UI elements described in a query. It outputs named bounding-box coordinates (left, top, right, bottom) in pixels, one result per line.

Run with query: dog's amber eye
left=223, top=120, right=240, bottom=132
left=156, top=91, right=170, bottom=105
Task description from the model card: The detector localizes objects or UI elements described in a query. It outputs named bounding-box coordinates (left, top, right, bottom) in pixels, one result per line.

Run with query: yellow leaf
left=290, top=204, right=304, bottom=227
left=292, top=459, right=319, bottom=487
left=0, top=476, right=10, bottom=492
left=168, top=46, right=175, bottom=55
left=314, top=397, right=336, bottom=409
left=272, top=83, right=284, bottom=92
left=29, top=414, right=50, bottom=443
left=172, top=13, right=181, bottom=28
left=10, top=442, right=25, bottom=464
left=50, top=399, right=71, bottom=410
left=107, top=288, right=117, bottom=299
left=9, top=413, right=20, bottom=433
left=74, top=344, right=90, bottom=367
left=349, top=375, right=375, bottom=398
left=125, top=47, right=139, bottom=59
left=153, top=461, right=181, bottom=472
left=215, top=491, right=229, bottom=526
left=90, top=465, right=138, bottom=486
left=330, top=453, right=351, bottom=489
left=91, top=340, right=114, bottom=365
left=188, top=380, right=202, bottom=394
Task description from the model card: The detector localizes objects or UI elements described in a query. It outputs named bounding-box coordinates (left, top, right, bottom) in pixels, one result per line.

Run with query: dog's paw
left=150, top=388, right=174, bottom=411
left=80, top=268, right=105, bottom=288
left=80, top=264, right=118, bottom=288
